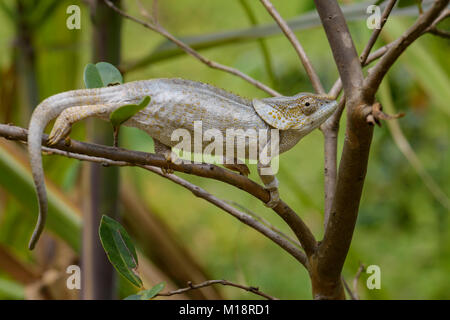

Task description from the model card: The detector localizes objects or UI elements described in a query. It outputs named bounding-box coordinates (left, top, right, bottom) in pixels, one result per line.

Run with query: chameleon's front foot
left=161, top=151, right=175, bottom=175
left=154, top=140, right=175, bottom=174
left=265, top=188, right=280, bottom=208
left=48, top=113, right=72, bottom=146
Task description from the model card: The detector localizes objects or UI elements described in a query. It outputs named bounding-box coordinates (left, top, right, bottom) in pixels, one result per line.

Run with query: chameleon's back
left=124, top=78, right=270, bottom=152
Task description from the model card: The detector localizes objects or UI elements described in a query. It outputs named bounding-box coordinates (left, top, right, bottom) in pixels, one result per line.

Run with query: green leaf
left=110, top=96, right=151, bottom=127
left=83, top=63, right=103, bottom=89
left=96, top=62, right=123, bottom=87
left=99, top=215, right=142, bottom=288
left=141, top=283, right=165, bottom=300
left=83, top=62, right=123, bottom=89
left=124, top=283, right=165, bottom=300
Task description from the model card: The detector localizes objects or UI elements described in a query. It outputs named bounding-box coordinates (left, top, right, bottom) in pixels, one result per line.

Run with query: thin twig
left=426, top=8, right=450, bottom=29
left=104, top=0, right=280, bottom=96
left=341, top=277, right=357, bottom=300
left=227, top=200, right=302, bottom=249
left=41, top=146, right=308, bottom=266
left=427, top=27, right=450, bottom=39
left=259, top=0, right=324, bottom=94
left=360, top=0, right=398, bottom=64
left=352, top=263, right=365, bottom=300
left=156, top=280, right=279, bottom=300
left=381, top=84, right=450, bottom=210
left=364, top=0, right=450, bottom=98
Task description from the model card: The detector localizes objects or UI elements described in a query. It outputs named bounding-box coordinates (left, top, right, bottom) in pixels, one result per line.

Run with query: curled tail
left=27, top=89, right=105, bottom=249
left=27, top=81, right=150, bottom=249
left=28, top=112, right=51, bottom=249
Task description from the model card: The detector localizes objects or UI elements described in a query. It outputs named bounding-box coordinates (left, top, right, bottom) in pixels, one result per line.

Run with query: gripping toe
left=265, top=189, right=280, bottom=208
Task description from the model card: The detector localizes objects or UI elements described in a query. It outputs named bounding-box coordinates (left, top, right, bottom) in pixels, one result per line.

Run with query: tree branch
left=328, top=0, right=398, bottom=100
left=364, top=0, right=450, bottom=99
left=259, top=0, right=325, bottom=94
left=312, top=0, right=367, bottom=300
left=314, top=1, right=364, bottom=100
left=341, top=277, right=356, bottom=300
left=39, top=146, right=308, bottom=267
left=427, top=27, right=450, bottom=39
left=103, top=0, right=280, bottom=96
left=425, top=8, right=450, bottom=38
left=360, top=0, right=398, bottom=63
left=0, top=123, right=316, bottom=258
left=352, top=263, right=365, bottom=300
left=156, top=280, right=279, bottom=300
left=320, top=0, right=397, bottom=229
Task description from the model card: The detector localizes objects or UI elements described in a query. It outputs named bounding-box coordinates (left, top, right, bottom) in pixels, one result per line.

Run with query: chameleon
left=27, top=78, right=337, bottom=249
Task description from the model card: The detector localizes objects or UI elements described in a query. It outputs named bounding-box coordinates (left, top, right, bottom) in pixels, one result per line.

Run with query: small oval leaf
left=123, top=283, right=165, bottom=300
left=110, top=96, right=151, bottom=127
left=99, top=215, right=142, bottom=288
left=83, top=63, right=103, bottom=89
left=141, top=283, right=165, bottom=300
left=96, top=62, right=123, bottom=86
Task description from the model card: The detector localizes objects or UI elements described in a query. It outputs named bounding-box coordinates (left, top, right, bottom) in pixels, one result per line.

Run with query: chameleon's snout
left=319, top=98, right=338, bottom=115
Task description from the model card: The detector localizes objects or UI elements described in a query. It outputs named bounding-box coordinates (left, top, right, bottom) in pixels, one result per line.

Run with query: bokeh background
left=0, top=0, right=448, bottom=299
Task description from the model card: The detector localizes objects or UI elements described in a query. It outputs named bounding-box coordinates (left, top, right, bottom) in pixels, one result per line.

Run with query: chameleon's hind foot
left=223, top=163, right=250, bottom=176
left=48, top=104, right=111, bottom=146
left=265, top=188, right=280, bottom=208
left=48, top=113, right=73, bottom=146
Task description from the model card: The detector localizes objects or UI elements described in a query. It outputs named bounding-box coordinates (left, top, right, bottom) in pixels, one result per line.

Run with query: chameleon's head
left=252, top=93, right=338, bottom=133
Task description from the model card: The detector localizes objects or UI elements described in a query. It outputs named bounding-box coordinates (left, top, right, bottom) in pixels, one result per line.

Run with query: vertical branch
left=312, top=0, right=367, bottom=300
left=322, top=0, right=397, bottom=229
left=82, top=0, right=122, bottom=300
left=321, top=99, right=345, bottom=228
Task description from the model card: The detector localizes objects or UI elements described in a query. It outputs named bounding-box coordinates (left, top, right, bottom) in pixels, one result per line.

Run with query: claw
left=161, top=151, right=175, bottom=174
left=161, top=167, right=174, bottom=175
left=48, top=116, right=72, bottom=146
left=265, top=188, right=280, bottom=208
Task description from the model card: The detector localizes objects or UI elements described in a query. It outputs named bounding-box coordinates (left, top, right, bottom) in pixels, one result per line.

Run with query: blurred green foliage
left=0, top=0, right=448, bottom=299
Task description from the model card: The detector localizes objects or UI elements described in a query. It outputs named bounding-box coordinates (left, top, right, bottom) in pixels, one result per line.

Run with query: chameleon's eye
left=300, top=97, right=316, bottom=116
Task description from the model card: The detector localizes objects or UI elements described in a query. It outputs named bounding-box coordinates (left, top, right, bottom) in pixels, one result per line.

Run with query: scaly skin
left=27, top=78, right=337, bottom=249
